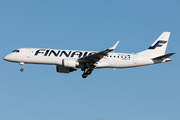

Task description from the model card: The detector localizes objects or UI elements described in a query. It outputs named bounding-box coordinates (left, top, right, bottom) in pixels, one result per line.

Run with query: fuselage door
left=26, top=48, right=31, bottom=58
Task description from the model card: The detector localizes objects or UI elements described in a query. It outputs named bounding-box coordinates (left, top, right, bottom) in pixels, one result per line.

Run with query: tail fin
left=137, top=32, right=171, bottom=57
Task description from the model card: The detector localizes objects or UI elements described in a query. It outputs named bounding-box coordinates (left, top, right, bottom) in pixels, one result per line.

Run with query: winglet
left=109, top=41, right=119, bottom=50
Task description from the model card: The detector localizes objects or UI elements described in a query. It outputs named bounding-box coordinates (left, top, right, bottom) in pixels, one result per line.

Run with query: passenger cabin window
left=12, top=50, right=20, bottom=53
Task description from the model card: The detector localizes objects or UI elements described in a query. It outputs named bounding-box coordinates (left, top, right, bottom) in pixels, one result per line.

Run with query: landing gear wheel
left=82, top=73, right=88, bottom=78
left=20, top=68, right=24, bottom=72
left=86, top=70, right=92, bottom=75
left=19, top=62, right=24, bottom=72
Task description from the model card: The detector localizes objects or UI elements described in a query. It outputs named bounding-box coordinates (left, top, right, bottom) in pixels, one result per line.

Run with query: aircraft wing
left=78, top=41, right=119, bottom=62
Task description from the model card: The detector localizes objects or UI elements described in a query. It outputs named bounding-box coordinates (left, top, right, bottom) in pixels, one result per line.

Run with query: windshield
left=12, top=50, right=20, bottom=53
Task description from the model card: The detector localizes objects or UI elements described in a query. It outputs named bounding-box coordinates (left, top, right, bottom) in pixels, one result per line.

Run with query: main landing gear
left=19, top=62, right=24, bottom=72
left=82, top=69, right=93, bottom=78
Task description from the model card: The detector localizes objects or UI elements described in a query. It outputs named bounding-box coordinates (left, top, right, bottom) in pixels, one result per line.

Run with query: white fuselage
left=4, top=48, right=161, bottom=69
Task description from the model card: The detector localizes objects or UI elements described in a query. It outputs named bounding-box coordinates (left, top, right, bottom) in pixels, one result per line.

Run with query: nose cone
left=3, top=54, right=11, bottom=61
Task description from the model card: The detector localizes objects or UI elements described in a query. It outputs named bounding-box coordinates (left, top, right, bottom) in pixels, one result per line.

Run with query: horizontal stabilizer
left=152, top=53, right=175, bottom=60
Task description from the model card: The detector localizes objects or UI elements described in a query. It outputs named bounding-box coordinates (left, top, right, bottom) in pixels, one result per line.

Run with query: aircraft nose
left=3, top=54, right=11, bottom=61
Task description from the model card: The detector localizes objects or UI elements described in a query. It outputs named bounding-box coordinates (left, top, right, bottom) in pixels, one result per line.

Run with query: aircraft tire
left=82, top=73, right=88, bottom=78
left=20, top=68, right=24, bottom=72
left=86, top=70, right=92, bottom=75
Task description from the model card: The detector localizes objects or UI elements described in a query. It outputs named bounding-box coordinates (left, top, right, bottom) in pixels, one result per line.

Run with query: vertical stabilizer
left=137, top=32, right=171, bottom=57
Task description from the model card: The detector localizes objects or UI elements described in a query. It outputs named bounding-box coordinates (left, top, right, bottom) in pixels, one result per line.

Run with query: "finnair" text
left=35, top=49, right=96, bottom=58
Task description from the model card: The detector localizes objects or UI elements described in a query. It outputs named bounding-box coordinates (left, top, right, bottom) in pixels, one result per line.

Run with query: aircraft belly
left=96, top=62, right=109, bottom=68
left=97, top=59, right=135, bottom=68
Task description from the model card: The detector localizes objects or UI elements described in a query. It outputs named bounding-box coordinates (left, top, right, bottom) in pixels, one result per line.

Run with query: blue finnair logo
left=148, top=40, right=167, bottom=49
left=34, top=49, right=96, bottom=58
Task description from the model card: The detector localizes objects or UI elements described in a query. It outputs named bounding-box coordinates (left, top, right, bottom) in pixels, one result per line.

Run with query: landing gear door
left=26, top=48, right=31, bottom=58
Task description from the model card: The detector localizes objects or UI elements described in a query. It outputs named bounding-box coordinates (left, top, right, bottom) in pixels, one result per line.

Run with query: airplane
left=3, top=32, right=175, bottom=78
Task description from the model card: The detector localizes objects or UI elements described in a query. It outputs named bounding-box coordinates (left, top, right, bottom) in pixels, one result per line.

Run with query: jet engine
left=56, top=65, right=77, bottom=73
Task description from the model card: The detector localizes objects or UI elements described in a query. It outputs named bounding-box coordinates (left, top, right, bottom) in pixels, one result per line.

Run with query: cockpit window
left=12, top=50, right=20, bottom=53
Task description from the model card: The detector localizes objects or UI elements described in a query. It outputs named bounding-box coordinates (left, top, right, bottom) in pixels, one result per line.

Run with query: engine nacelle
left=56, top=66, right=77, bottom=73
left=62, top=58, right=79, bottom=68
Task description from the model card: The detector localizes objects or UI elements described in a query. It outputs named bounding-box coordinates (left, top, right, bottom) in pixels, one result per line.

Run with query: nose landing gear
left=19, top=62, right=24, bottom=72
left=20, top=68, right=24, bottom=72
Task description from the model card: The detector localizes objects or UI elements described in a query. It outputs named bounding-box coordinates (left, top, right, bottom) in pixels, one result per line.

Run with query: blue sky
left=0, top=0, right=180, bottom=120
